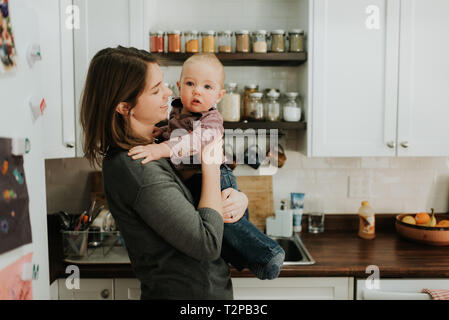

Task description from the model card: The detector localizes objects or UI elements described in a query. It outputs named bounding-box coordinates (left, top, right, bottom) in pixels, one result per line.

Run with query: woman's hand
left=221, top=188, right=248, bottom=224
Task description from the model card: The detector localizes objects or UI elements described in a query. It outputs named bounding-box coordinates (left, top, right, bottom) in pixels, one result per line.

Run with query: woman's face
left=131, top=63, right=172, bottom=126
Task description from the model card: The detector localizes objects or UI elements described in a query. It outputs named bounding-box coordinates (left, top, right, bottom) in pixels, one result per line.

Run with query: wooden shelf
left=153, top=52, right=307, bottom=66
left=224, top=121, right=306, bottom=130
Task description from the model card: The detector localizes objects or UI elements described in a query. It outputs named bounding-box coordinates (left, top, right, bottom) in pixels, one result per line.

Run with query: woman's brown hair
left=80, top=46, right=158, bottom=168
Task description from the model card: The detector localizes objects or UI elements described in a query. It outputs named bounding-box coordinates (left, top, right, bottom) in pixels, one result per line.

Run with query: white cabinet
left=58, top=278, right=114, bottom=300
left=232, top=277, right=354, bottom=300
left=114, top=278, right=141, bottom=300
left=310, top=0, right=449, bottom=157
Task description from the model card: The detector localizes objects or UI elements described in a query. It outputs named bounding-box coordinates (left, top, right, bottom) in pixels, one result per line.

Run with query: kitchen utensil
left=244, top=144, right=266, bottom=169
left=267, top=144, right=286, bottom=168
left=395, top=214, right=449, bottom=246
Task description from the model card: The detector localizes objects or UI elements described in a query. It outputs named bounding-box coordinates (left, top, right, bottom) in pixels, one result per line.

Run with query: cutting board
left=236, top=176, right=274, bottom=232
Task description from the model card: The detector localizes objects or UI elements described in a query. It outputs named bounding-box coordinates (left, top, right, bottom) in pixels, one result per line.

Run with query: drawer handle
left=400, top=141, right=409, bottom=148
left=386, top=141, right=395, bottom=149
left=101, top=289, right=110, bottom=299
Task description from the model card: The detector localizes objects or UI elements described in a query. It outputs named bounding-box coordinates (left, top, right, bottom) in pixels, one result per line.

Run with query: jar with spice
left=235, top=30, right=250, bottom=53
left=217, top=31, right=232, bottom=53
left=167, top=31, right=181, bottom=53
left=265, top=89, right=281, bottom=121
left=218, top=83, right=240, bottom=122
left=283, top=92, right=301, bottom=122
left=270, top=30, right=285, bottom=52
left=184, top=31, right=199, bottom=53
left=243, top=84, right=259, bottom=120
left=251, top=30, right=267, bottom=53
left=149, top=31, right=164, bottom=53
left=288, top=29, right=305, bottom=52
left=201, top=31, right=216, bottom=53
left=246, top=92, right=264, bottom=121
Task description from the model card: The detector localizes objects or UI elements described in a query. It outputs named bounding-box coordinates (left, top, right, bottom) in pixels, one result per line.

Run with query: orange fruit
left=436, top=220, right=449, bottom=227
left=415, top=212, right=431, bottom=225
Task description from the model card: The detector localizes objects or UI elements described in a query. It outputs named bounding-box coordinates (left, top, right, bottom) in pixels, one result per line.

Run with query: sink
left=270, top=233, right=315, bottom=265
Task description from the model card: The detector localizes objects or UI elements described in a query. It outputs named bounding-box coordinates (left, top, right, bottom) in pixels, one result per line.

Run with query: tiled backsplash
left=45, top=155, right=449, bottom=215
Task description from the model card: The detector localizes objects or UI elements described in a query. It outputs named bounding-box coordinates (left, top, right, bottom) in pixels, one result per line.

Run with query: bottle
left=358, top=201, right=375, bottom=239
left=218, top=83, right=240, bottom=122
left=265, top=89, right=281, bottom=121
left=283, top=92, right=301, bottom=122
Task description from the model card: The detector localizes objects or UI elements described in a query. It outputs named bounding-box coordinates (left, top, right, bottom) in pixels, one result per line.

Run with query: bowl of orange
left=395, top=210, right=449, bottom=246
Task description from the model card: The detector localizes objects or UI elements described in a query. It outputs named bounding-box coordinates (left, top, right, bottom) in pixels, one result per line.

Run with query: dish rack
left=62, top=230, right=124, bottom=261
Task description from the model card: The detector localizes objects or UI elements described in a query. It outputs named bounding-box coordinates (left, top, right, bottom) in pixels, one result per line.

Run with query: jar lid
left=249, top=92, right=263, bottom=99
left=149, top=30, right=164, bottom=36
left=184, top=30, right=199, bottom=35
left=245, top=84, right=259, bottom=90
left=267, top=89, right=280, bottom=98
left=235, top=30, right=249, bottom=35
left=253, top=30, right=267, bottom=35
left=167, top=30, right=181, bottom=35
left=285, top=92, right=299, bottom=98
left=218, top=30, right=232, bottom=36
left=226, top=82, right=237, bottom=89
left=271, top=29, right=285, bottom=35
left=201, top=30, right=216, bottom=36
left=288, top=29, right=304, bottom=35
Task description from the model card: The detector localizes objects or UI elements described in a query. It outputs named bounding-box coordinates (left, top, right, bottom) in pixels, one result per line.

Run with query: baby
left=129, top=53, right=285, bottom=279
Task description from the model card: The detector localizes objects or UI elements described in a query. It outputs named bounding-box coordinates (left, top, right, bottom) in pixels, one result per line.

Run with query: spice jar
left=235, top=30, right=250, bottom=53
left=218, top=83, right=240, bottom=122
left=265, top=89, right=281, bottom=121
left=201, top=31, right=216, bottom=53
left=270, top=30, right=285, bottom=52
left=150, top=31, right=164, bottom=53
left=184, top=31, right=199, bottom=53
left=283, top=92, right=301, bottom=122
left=288, top=29, right=305, bottom=52
left=167, top=31, right=181, bottom=53
left=217, top=31, right=233, bottom=53
left=251, top=30, right=267, bottom=53
left=243, top=84, right=259, bottom=120
left=246, top=92, right=264, bottom=121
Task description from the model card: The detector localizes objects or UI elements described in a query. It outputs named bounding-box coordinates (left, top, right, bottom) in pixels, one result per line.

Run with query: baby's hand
left=128, top=144, right=168, bottom=164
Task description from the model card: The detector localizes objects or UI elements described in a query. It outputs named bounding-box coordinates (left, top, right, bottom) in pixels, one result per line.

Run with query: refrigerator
left=0, top=0, right=55, bottom=299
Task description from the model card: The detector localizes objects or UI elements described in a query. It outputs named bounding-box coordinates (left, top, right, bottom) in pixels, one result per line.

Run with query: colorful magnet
left=1, top=160, right=7, bottom=175
left=11, top=211, right=15, bottom=217
left=13, top=168, right=24, bottom=184
left=3, top=189, right=17, bottom=201
left=0, top=218, right=8, bottom=233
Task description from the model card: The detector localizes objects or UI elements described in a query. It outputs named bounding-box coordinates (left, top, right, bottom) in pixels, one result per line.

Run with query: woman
left=80, top=46, right=248, bottom=299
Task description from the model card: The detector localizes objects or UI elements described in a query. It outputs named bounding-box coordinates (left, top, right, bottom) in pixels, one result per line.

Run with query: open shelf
left=153, top=52, right=307, bottom=66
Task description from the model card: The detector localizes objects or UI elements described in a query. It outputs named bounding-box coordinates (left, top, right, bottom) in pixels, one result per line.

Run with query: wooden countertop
left=50, top=214, right=449, bottom=282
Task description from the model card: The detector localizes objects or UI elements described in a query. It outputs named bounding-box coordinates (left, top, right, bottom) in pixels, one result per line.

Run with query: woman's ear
left=116, top=103, right=130, bottom=116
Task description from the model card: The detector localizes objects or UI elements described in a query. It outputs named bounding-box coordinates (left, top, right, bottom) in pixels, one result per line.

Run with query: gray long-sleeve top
left=102, top=148, right=233, bottom=299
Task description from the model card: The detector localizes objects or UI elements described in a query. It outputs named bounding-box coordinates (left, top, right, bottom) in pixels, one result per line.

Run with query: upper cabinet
left=310, top=0, right=449, bottom=157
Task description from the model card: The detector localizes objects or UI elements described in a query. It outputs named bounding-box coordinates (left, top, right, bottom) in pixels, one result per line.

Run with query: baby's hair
left=181, top=53, right=225, bottom=88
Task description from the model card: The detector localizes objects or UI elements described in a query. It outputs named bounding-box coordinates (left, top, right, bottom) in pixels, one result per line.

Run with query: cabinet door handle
left=400, top=141, right=409, bottom=148
left=101, top=289, right=110, bottom=299
left=386, top=141, right=396, bottom=149
left=65, top=142, right=75, bottom=148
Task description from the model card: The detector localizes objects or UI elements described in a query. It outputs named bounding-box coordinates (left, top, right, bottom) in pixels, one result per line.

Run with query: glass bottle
left=283, top=92, right=301, bottom=122
left=167, top=30, right=181, bottom=53
left=265, top=89, right=281, bottom=121
left=149, top=31, right=164, bottom=53
left=246, top=92, right=264, bottom=121
left=201, top=31, right=216, bottom=53
left=218, top=31, right=232, bottom=53
left=184, top=31, right=199, bottom=53
left=243, top=84, right=259, bottom=120
left=218, top=83, right=240, bottom=122
left=251, top=30, right=267, bottom=53
left=235, top=30, right=250, bottom=53
left=288, top=29, right=305, bottom=52
left=270, top=30, right=285, bottom=52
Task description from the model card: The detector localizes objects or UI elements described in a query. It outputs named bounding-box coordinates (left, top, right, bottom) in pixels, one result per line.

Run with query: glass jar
left=265, top=89, right=281, bottom=121
left=149, top=31, right=164, bottom=53
left=288, top=29, right=305, bottom=52
left=251, top=30, right=267, bottom=53
left=218, top=83, right=240, bottom=122
left=243, top=84, right=259, bottom=120
left=235, top=30, right=250, bottom=53
left=283, top=92, right=301, bottom=122
left=201, top=31, right=216, bottom=53
left=246, top=92, right=264, bottom=121
left=217, top=31, right=232, bottom=53
left=167, top=31, right=181, bottom=53
left=184, top=31, right=199, bottom=53
left=270, top=30, right=285, bottom=52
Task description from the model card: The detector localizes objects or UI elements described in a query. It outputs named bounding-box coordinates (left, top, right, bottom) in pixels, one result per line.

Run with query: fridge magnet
left=0, top=252, right=33, bottom=300
left=0, top=137, right=32, bottom=255
left=0, top=0, right=17, bottom=74
left=1, top=159, right=7, bottom=175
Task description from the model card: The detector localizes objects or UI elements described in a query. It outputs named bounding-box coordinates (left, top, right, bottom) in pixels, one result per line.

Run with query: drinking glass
left=308, top=212, right=325, bottom=233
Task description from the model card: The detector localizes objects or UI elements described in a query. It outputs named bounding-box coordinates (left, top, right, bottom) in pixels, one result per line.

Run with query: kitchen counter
left=49, top=214, right=449, bottom=283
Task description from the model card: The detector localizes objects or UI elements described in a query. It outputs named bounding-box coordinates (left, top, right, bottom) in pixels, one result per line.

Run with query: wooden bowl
left=395, top=214, right=449, bottom=246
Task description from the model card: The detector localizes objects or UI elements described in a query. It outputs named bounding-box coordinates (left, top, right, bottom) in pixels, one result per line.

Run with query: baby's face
left=177, top=61, right=225, bottom=113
